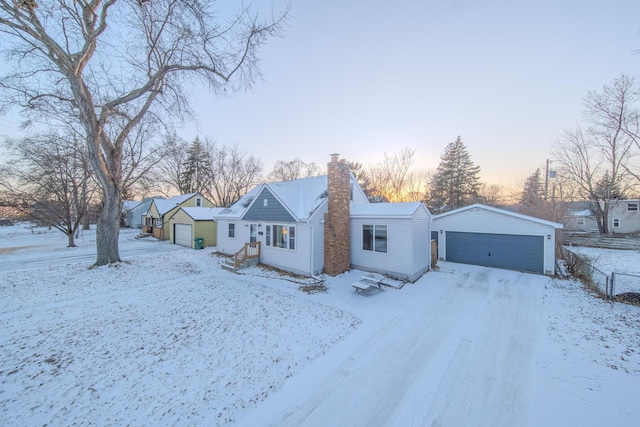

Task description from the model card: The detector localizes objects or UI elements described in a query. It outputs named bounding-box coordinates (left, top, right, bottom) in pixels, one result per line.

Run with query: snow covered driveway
left=243, top=267, right=544, bottom=427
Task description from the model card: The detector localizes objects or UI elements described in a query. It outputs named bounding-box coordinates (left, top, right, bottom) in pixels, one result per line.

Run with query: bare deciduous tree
left=0, top=132, right=97, bottom=246
left=367, top=147, right=430, bottom=203
left=151, top=133, right=189, bottom=197
left=209, top=142, right=263, bottom=207
left=266, top=158, right=321, bottom=182
left=553, top=75, right=639, bottom=234
left=0, top=1, right=287, bottom=265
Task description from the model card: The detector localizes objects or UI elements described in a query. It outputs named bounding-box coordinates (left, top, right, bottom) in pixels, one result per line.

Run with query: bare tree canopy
left=0, top=1, right=288, bottom=265
left=209, top=142, right=263, bottom=207
left=266, top=158, right=321, bottom=182
left=0, top=131, right=97, bottom=247
left=553, top=75, right=639, bottom=234
left=365, top=147, right=431, bottom=203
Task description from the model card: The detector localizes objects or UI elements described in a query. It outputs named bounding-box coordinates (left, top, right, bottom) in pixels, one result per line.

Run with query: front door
left=249, top=224, right=258, bottom=243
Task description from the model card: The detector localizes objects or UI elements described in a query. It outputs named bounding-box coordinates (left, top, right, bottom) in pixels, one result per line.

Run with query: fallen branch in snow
left=299, top=282, right=327, bottom=294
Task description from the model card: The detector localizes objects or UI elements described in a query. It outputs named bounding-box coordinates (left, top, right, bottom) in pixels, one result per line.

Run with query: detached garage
left=432, top=204, right=563, bottom=275
left=169, top=207, right=224, bottom=249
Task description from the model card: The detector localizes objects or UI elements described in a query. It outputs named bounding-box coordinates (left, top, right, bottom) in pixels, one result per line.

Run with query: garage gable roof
left=433, top=204, right=563, bottom=228
left=181, top=207, right=225, bottom=221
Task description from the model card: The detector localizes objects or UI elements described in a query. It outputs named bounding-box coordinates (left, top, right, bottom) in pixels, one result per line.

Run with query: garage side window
left=228, top=223, right=235, bottom=238
left=362, top=224, right=387, bottom=253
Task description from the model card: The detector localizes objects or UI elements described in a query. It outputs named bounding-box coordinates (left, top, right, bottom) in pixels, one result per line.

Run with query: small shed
left=432, top=204, right=563, bottom=275
left=169, top=207, right=224, bottom=248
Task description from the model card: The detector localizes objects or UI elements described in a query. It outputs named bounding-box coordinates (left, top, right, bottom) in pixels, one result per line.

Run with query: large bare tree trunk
left=96, top=183, right=121, bottom=265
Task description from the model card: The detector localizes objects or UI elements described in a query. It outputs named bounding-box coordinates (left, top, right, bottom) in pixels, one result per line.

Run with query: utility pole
left=544, top=159, right=556, bottom=201
left=544, top=159, right=549, bottom=200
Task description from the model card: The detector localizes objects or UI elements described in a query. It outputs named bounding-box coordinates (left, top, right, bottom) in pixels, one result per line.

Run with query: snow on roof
left=154, top=193, right=198, bottom=215
left=122, top=200, right=141, bottom=211
left=217, top=185, right=264, bottom=218
left=266, top=175, right=329, bottom=219
left=217, top=175, right=332, bottom=220
left=571, top=209, right=593, bottom=217
left=350, top=202, right=426, bottom=218
left=433, top=203, right=564, bottom=228
left=181, top=207, right=225, bottom=221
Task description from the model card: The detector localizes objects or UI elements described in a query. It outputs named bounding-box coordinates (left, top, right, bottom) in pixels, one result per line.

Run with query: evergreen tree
left=179, top=137, right=213, bottom=196
left=429, top=136, right=481, bottom=213
left=520, top=168, right=544, bottom=209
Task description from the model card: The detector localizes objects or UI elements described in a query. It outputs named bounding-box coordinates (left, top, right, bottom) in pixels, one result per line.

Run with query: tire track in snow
left=265, top=267, right=494, bottom=426
left=420, top=272, right=542, bottom=427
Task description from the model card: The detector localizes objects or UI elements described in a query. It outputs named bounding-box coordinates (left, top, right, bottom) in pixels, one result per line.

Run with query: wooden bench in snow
left=352, top=273, right=385, bottom=295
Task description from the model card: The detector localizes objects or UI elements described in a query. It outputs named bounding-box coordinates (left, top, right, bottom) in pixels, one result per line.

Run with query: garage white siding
left=432, top=204, right=562, bottom=275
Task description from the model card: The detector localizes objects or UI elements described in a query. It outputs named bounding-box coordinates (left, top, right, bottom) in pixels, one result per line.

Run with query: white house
left=432, top=204, right=562, bottom=275
left=215, top=155, right=432, bottom=282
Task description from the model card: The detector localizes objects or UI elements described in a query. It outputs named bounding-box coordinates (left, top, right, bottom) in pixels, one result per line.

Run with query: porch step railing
left=233, top=241, right=261, bottom=270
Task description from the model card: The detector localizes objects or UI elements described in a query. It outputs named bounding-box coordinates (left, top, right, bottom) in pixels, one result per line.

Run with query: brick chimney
left=324, top=153, right=351, bottom=276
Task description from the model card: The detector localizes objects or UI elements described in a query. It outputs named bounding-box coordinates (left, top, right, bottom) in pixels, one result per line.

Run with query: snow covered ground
left=1, top=224, right=639, bottom=426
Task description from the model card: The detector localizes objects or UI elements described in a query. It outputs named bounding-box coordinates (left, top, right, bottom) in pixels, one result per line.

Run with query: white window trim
left=265, top=224, right=296, bottom=251
left=627, top=202, right=638, bottom=212
left=362, top=224, right=388, bottom=253
left=613, top=218, right=621, bottom=227
left=576, top=218, right=586, bottom=226
left=228, top=222, right=236, bottom=238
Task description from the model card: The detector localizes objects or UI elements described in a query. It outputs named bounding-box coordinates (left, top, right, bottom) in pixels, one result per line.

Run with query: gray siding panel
left=446, top=231, right=544, bottom=273
left=243, top=188, right=295, bottom=222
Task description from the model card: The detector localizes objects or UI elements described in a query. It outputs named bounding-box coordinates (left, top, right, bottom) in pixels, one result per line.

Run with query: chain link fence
left=563, top=248, right=611, bottom=298
left=564, top=248, right=640, bottom=303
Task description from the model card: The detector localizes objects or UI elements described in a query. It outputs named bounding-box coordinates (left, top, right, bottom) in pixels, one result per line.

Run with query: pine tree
left=179, top=137, right=213, bottom=196
left=520, top=168, right=544, bottom=209
left=429, top=136, right=481, bottom=213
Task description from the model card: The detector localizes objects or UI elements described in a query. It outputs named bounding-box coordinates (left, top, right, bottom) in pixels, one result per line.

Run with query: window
left=228, top=223, right=235, bottom=238
left=263, top=199, right=268, bottom=207
left=627, top=202, right=638, bottom=212
left=249, top=224, right=257, bottom=243
left=196, top=197, right=202, bottom=207
left=265, top=224, right=295, bottom=250
left=363, top=224, right=387, bottom=253
left=577, top=218, right=585, bottom=226
left=613, top=218, right=620, bottom=228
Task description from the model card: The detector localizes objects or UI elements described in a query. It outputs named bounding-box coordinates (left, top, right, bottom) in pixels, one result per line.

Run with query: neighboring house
left=564, top=203, right=599, bottom=233
left=606, top=199, right=640, bottom=234
left=215, top=155, right=432, bottom=282
left=144, top=193, right=214, bottom=240
left=432, top=204, right=563, bottom=275
left=169, top=207, right=225, bottom=248
left=564, top=199, right=640, bottom=234
left=122, top=197, right=164, bottom=229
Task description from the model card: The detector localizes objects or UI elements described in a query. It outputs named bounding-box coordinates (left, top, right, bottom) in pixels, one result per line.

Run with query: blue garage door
left=446, top=232, right=544, bottom=273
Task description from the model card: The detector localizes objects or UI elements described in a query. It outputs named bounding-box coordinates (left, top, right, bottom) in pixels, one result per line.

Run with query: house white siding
left=310, top=206, right=327, bottom=275
left=411, top=207, right=431, bottom=279
left=432, top=205, right=560, bottom=275
left=216, top=219, right=248, bottom=255
left=350, top=213, right=429, bottom=282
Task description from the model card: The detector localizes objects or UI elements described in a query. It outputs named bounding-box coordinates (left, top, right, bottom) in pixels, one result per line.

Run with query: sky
left=0, top=0, right=639, bottom=187
left=183, top=0, right=640, bottom=186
